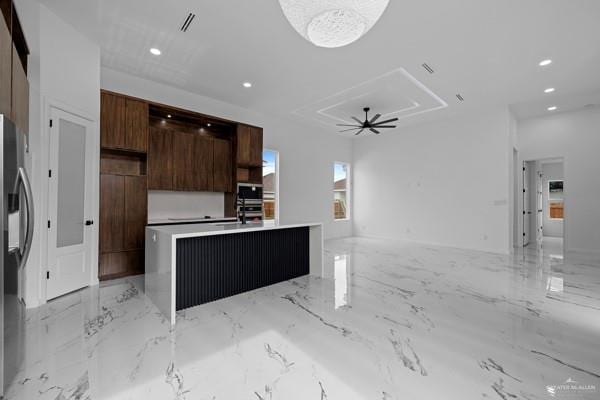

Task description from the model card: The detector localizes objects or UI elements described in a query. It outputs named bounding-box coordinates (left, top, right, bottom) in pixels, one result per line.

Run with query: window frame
left=333, top=161, right=351, bottom=221
left=263, top=149, right=279, bottom=223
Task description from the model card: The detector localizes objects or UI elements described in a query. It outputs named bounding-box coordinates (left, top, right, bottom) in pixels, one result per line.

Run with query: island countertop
left=147, top=220, right=323, bottom=238
left=145, top=221, right=324, bottom=325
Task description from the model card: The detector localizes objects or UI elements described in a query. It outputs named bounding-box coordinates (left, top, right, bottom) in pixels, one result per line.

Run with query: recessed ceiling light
left=150, top=48, right=161, bottom=56
left=544, top=88, right=555, bottom=93
left=207, top=123, right=211, bottom=127
left=167, top=114, right=172, bottom=118
left=547, top=106, right=557, bottom=111
left=243, top=82, right=252, bottom=88
left=539, top=59, right=552, bottom=66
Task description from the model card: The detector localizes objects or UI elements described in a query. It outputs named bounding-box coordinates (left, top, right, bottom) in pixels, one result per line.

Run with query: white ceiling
left=40, top=0, right=600, bottom=131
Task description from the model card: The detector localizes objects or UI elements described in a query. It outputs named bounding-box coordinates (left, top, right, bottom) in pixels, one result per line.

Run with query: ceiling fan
left=337, top=107, right=398, bottom=135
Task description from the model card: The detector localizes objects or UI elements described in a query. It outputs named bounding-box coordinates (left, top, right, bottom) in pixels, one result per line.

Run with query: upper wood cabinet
left=172, top=131, right=196, bottom=191
left=0, top=14, right=11, bottom=118
left=1, top=11, right=29, bottom=135
left=148, top=127, right=173, bottom=190
left=125, top=98, right=149, bottom=152
left=100, top=92, right=149, bottom=152
left=172, top=133, right=216, bottom=192
left=148, top=127, right=234, bottom=193
left=237, top=124, right=263, bottom=167
left=101, top=92, right=126, bottom=149
left=194, top=136, right=214, bottom=191
left=213, top=138, right=233, bottom=192
left=11, top=44, right=28, bottom=134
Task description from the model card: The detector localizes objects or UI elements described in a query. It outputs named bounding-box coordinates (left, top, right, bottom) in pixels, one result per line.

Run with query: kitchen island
left=145, top=221, right=323, bottom=324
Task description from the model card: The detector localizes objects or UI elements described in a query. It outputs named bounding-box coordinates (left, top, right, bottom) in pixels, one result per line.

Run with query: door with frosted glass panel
left=46, top=108, right=94, bottom=299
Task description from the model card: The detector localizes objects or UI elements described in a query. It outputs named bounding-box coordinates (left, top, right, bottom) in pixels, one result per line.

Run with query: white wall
left=353, top=107, right=512, bottom=254
left=101, top=68, right=353, bottom=240
left=518, top=107, right=600, bottom=254
left=15, top=0, right=101, bottom=307
left=541, top=162, right=564, bottom=238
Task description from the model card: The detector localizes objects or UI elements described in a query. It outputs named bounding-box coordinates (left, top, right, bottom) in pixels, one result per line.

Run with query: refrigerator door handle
left=17, top=167, right=35, bottom=270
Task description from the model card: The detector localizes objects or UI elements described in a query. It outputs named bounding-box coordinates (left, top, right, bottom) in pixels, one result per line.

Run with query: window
left=263, top=150, right=278, bottom=222
left=334, top=162, right=350, bottom=220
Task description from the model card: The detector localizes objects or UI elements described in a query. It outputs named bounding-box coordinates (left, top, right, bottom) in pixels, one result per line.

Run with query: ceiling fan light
left=279, top=0, right=389, bottom=48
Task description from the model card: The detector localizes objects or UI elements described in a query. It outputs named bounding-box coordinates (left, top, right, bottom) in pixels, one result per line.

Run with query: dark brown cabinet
left=149, top=129, right=228, bottom=192
left=1, top=8, right=29, bottom=134
left=172, top=131, right=195, bottom=191
left=237, top=124, right=263, bottom=167
left=100, top=175, right=125, bottom=253
left=100, top=92, right=126, bottom=149
left=11, top=44, right=28, bottom=133
left=99, top=173, right=147, bottom=279
left=0, top=14, right=10, bottom=118
left=213, top=138, right=233, bottom=192
left=124, top=176, right=147, bottom=249
left=125, top=98, right=149, bottom=152
left=100, top=91, right=149, bottom=152
left=194, top=136, right=214, bottom=191
left=148, top=127, right=173, bottom=190
left=172, top=133, right=215, bottom=192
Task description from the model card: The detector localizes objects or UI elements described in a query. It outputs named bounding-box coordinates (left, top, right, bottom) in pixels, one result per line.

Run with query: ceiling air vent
left=421, top=63, right=434, bottom=74
left=180, top=13, right=196, bottom=32
left=456, top=94, right=464, bottom=102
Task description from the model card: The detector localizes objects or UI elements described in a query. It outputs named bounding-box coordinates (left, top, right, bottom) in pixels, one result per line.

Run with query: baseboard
left=350, top=233, right=511, bottom=256
left=566, top=248, right=600, bottom=263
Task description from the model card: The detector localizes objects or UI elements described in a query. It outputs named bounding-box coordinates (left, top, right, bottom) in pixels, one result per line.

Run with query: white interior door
left=46, top=108, right=94, bottom=300
left=522, top=162, right=530, bottom=246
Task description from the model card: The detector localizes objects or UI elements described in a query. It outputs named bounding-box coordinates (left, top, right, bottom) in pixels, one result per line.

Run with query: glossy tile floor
left=6, top=237, right=600, bottom=399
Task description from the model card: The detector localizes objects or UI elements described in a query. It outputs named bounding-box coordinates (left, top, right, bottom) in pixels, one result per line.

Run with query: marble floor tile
left=5, top=237, right=600, bottom=399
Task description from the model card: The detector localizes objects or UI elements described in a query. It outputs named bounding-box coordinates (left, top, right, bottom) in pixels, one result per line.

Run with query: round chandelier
left=278, top=0, right=390, bottom=48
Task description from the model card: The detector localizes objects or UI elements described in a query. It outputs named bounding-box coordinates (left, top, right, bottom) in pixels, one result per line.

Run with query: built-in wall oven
left=237, top=183, right=263, bottom=221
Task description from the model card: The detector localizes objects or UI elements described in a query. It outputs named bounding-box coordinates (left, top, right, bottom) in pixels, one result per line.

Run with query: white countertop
left=147, top=220, right=322, bottom=239
left=147, top=217, right=237, bottom=225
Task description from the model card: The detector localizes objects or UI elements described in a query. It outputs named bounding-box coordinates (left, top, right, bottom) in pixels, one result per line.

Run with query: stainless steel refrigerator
left=0, top=115, right=34, bottom=397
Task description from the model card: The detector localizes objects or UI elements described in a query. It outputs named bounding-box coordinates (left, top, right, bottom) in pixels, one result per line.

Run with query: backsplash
left=148, top=191, right=225, bottom=222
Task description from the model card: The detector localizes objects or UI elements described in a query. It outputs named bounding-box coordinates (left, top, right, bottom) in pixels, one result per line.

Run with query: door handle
left=85, top=220, right=94, bottom=226
left=16, top=167, right=35, bottom=270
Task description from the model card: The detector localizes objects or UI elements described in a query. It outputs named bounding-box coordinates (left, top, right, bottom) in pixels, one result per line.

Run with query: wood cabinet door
left=124, top=176, right=147, bottom=250
left=172, top=131, right=195, bottom=191
left=125, top=98, right=149, bottom=152
left=148, top=128, right=173, bottom=190
left=100, top=92, right=126, bottom=149
left=194, top=136, right=214, bottom=191
left=237, top=124, right=263, bottom=167
left=236, top=124, right=251, bottom=166
left=248, top=126, right=263, bottom=167
left=213, top=138, right=233, bottom=192
left=99, top=174, right=125, bottom=253
left=0, top=15, right=11, bottom=118
left=11, top=45, right=28, bottom=134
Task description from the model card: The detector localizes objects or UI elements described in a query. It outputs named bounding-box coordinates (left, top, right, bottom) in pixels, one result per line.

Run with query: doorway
left=46, top=107, right=95, bottom=300
left=521, top=158, right=564, bottom=252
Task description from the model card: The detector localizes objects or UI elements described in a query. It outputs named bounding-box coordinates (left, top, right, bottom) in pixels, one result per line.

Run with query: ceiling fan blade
left=372, top=125, right=396, bottom=128
left=369, top=114, right=381, bottom=124
left=369, top=128, right=381, bottom=134
left=339, top=127, right=362, bottom=132
left=336, top=124, right=362, bottom=127
left=354, top=129, right=365, bottom=135
left=373, top=118, right=399, bottom=125
left=351, top=116, right=364, bottom=125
